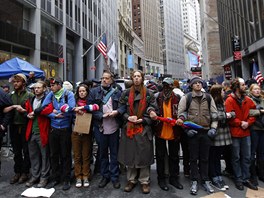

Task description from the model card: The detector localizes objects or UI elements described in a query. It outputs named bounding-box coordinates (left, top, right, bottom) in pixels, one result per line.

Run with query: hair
left=75, top=84, right=89, bottom=100
left=231, top=78, right=241, bottom=92
left=130, top=70, right=145, bottom=84
left=103, top=70, right=114, bottom=80
left=249, top=83, right=264, bottom=99
left=210, top=84, right=224, bottom=104
left=173, top=80, right=180, bottom=88
left=35, top=80, right=47, bottom=89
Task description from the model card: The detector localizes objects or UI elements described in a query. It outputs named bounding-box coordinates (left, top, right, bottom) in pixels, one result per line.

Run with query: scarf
left=54, top=88, right=64, bottom=102
left=163, top=87, right=173, bottom=103
left=127, top=86, right=147, bottom=139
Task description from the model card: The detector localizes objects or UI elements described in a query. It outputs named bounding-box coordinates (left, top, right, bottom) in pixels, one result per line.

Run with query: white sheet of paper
left=21, top=187, right=55, bottom=198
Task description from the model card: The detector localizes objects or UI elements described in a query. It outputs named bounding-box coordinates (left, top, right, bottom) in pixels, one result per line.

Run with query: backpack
left=185, top=92, right=211, bottom=111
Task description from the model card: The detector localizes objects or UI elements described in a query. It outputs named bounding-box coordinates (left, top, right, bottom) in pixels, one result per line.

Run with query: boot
left=258, top=160, right=264, bottom=182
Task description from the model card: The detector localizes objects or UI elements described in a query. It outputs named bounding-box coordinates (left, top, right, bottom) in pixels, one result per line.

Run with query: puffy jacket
left=225, top=93, right=256, bottom=137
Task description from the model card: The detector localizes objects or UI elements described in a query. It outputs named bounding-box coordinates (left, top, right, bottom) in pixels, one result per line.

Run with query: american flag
left=97, top=33, right=107, bottom=60
left=252, top=61, right=264, bottom=85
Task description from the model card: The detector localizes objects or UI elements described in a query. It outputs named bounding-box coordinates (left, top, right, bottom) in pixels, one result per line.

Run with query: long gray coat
left=118, top=88, right=157, bottom=168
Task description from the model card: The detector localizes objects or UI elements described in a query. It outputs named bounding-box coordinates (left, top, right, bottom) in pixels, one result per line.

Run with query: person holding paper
left=72, top=84, right=99, bottom=188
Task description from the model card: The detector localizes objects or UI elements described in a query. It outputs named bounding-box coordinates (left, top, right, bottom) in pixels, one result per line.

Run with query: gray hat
left=162, top=77, right=174, bottom=85
left=189, top=76, right=203, bottom=87
left=49, top=77, right=63, bottom=85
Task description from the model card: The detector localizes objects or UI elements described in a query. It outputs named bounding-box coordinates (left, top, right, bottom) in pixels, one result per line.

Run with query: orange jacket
left=225, top=93, right=256, bottom=138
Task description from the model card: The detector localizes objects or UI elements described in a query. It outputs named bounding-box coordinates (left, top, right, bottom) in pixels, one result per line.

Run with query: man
left=118, top=70, right=157, bottom=194
left=1, top=84, right=10, bottom=94
left=7, top=73, right=34, bottom=184
left=154, top=78, right=183, bottom=191
left=42, top=77, right=75, bottom=190
left=225, top=77, right=257, bottom=190
left=88, top=70, right=123, bottom=189
left=27, top=71, right=36, bottom=86
left=0, top=88, right=13, bottom=175
left=24, top=81, right=51, bottom=188
left=177, top=76, right=218, bottom=195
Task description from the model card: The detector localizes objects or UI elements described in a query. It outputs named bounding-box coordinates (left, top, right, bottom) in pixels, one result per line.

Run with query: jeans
left=155, top=136, right=180, bottom=181
left=209, top=145, right=225, bottom=178
left=231, top=136, right=251, bottom=182
left=49, top=127, right=72, bottom=182
left=188, top=132, right=212, bottom=182
left=10, top=124, right=30, bottom=174
left=95, top=126, right=120, bottom=182
left=251, top=129, right=264, bottom=161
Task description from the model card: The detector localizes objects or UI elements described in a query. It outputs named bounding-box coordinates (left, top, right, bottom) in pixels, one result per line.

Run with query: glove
left=60, top=104, right=69, bottom=113
left=207, top=128, right=217, bottom=139
left=87, top=104, right=99, bottom=112
left=186, top=129, right=198, bottom=137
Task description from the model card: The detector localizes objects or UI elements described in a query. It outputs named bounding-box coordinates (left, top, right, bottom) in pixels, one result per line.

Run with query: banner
left=188, top=51, right=199, bottom=67
left=127, top=55, right=134, bottom=69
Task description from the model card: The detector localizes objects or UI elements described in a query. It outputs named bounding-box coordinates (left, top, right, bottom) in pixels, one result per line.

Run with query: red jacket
left=225, top=93, right=256, bottom=138
left=25, top=97, right=53, bottom=147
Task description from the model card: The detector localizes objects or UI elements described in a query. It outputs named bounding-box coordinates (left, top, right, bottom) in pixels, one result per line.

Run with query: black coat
left=0, top=88, right=13, bottom=136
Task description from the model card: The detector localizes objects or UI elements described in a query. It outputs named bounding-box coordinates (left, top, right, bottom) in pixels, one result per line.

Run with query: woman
left=248, top=84, right=264, bottom=185
left=209, top=84, right=235, bottom=191
left=118, top=70, right=157, bottom=194
left=72, top=84, right=99, bottom=188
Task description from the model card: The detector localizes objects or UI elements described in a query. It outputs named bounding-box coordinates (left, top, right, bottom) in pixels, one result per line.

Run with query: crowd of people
left=0, top=70, right=264, bottom=196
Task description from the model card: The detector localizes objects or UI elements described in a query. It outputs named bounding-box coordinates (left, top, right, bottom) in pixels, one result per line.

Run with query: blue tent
left=0, top=57, right=45, bottom=79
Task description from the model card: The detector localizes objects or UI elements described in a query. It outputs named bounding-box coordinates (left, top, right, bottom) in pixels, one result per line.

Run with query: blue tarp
left=0, top=57, right=45, bottom=79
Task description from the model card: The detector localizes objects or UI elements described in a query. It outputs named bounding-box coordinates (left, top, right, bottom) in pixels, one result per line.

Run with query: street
left=1, top=148, right=264, bottom=198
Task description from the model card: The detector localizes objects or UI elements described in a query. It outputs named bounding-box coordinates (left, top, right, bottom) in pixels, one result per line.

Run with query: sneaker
left=218, top=177, right=229, bottom=190
left=211, top=180, right=225, bottom=191
left=75, top=178, right=82, bottom=188
left=190, top=180, right=198, bottom=195
left=202, top=181, right=214, bottom=193
left=83, top=179, right=90, bottom=188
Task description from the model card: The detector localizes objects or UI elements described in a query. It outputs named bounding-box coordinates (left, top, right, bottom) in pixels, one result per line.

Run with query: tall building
left=160, top=0, right=185, bottom=79
left=182, top=0, right=201, bottom=78
left=217, top=0, right=264, bottom=80
left=132, top=0, right=163, bottom=76
left=0, top=0, right=118, bottom=82
left=118, top=0, right=134, bottom=78
left=199, top=0, right=222, bottom=80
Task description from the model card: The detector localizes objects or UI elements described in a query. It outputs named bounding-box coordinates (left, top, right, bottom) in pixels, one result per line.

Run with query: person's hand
left=186, top=129, right=198, bottom=137
left=55, top=113, right=64, bottom=118
left=128, top=116, right=138, bottom=123
left=226, top=112, right=232, bottom=119
left=207, top=128, right=217, bottom=139
left=16, top=105, right=26, bottom=113
left=103, top=112, right=110, bottom=118
left=149, top=110, right=157, bottom=120
left=53, top=109, right=58, bottom=114
left=0, top=125, right=5, bottom=131
left=108, top=110, right=118, bottom=117
left=241, top=121, right=249, bottom=129
left=176, top=118, right=184, bottom=126
left=135, top=119, right=143, bottom=124
left=27, top=111, right=34, bottom=119
left=73, top=106, right=83, bottom=112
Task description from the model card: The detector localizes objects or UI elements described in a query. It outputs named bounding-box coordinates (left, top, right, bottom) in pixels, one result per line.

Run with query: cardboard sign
left=73, top=113, right=92, bottom=134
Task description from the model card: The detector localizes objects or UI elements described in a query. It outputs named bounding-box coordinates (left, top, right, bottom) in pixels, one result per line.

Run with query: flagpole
left=81, top=32, right=105, bottom=58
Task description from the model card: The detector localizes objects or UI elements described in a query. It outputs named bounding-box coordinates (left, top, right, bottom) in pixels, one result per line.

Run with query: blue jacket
left=42, top=89, right=76, bottom=129
left=87, top=86, right=124, bottom=127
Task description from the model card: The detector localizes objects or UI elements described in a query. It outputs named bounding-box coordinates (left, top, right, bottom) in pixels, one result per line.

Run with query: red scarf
left=127, top=86, right=147, bottom=138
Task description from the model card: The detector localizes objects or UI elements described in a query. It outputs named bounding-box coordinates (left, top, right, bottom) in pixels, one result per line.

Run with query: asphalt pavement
left=0, top=147, right=264, bottom=198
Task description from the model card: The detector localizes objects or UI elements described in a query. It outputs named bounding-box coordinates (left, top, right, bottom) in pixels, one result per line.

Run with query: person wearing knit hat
left=13, top=73, right=27, bottom=83
left=63, top=81, right=73, bottom=92
left=189, top=76, right=203, bottom=87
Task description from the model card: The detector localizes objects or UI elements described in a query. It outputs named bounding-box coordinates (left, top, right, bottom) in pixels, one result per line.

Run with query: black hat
left=189, top=76, right=203, bottom=87
left=49, top=77, right=63, bottom=85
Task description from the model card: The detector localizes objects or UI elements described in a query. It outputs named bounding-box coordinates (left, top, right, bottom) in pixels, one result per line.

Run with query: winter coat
left=24, top=96, right=52, bottom=147
left=118, top=87, right=157, bottom=168
left=248, top=94, right=264, bottom=131
left=225, top=93, right=256, bottom=138
left=0, top=88, right=13, bottom=136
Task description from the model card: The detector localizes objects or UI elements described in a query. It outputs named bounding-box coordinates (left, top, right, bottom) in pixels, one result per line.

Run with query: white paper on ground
left=21, top=187, right=55, bottom=198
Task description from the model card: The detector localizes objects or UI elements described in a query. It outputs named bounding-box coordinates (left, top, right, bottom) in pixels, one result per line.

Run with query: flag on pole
left=252, top=61, right=264, bottom=85
left=97, top=33, right=107, bottom=60
left=107, top=42, right=117, bottom=62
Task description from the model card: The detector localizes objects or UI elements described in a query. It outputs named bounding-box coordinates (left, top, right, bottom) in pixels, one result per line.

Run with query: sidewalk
left=1, top=149, right=264, bottom=198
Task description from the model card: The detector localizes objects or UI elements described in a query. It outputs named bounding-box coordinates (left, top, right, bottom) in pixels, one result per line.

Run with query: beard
left=239, top=88, right=246, bottom=95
